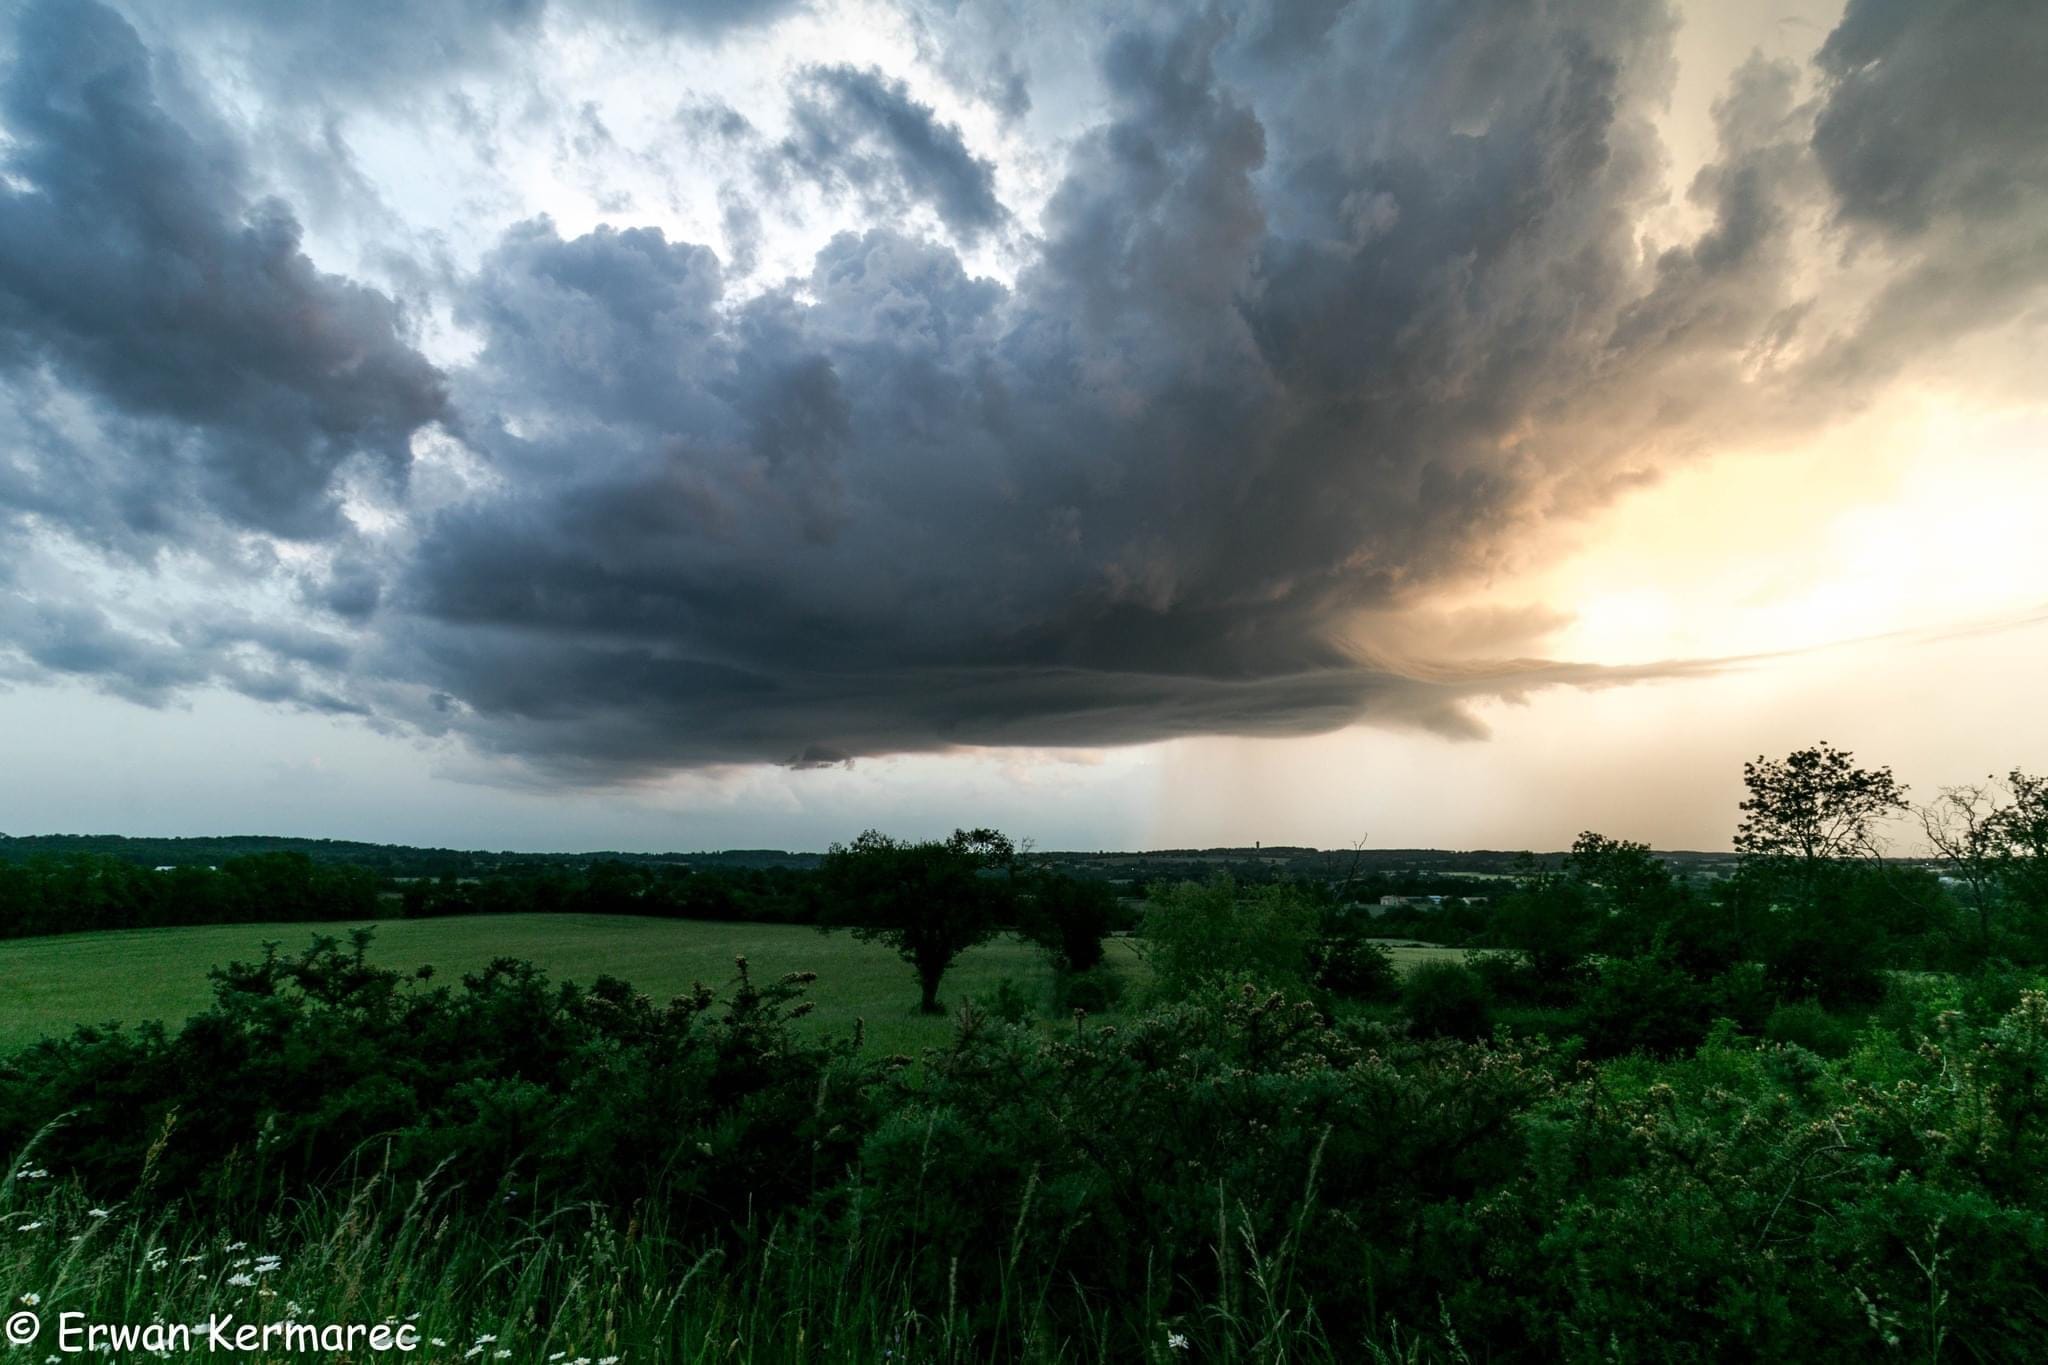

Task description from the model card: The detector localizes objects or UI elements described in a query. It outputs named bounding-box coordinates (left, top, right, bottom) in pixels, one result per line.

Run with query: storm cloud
left=1, top=0, right=2044, bottom=781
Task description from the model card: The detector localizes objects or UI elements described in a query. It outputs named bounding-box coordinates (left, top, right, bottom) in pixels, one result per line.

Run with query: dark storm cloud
left=1795, top=0, right=2048, bottom=395
left=1812, top=0, right=2048, bottom=236
left=0, top=0, right=447, bottom=543
left=780, top=66, right=1009, bottom=244
left=114, top=0, right=804, bottom=106
left=393, top=2, right=1714, bottom=773
left=4, top=0, right=2045, bottom=778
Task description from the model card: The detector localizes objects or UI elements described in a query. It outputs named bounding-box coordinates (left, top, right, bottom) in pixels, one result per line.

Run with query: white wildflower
left=225, top=1273, right=256, bottom=1288
left=1168, top=1331, right=1190, bottom=1350
left=19, top=1292, right=40, bottom=1306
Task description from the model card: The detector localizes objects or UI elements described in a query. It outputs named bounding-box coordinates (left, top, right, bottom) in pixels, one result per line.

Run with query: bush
left=984, top=975, right=1038, bottom=1023
left=1052, top=963, right=1127, bottom=1015
left=1467, top=949, right=1543, bottom=1004
left=1139, top=875, right=1318, bottom=1002
left=1576, top=953, right=1712, bottom=1057
left=1310, top=933, right=1400, bottom=1002
left=1763, top=1000, right=1856, bottom=1057
left=1401, top=959, right=1492, bottom=1040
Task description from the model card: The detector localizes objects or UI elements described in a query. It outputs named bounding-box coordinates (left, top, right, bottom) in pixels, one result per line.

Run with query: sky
left=0, top=0, right=2043, bottom=853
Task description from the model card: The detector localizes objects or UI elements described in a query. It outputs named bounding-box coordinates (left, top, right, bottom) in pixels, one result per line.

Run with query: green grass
left=0, top=915, right=1466, bottom=1054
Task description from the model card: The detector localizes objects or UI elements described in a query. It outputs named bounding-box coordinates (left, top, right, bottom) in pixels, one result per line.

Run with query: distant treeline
left=0, top=833, right=819, bottom=879
left=0, top=847, right=1488, bottom=941
left=0, top=853, right=380, bottom=938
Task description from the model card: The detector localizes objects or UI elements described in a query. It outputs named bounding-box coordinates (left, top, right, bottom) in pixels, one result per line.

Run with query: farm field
left=0, top=912, right=1465, bottom=1052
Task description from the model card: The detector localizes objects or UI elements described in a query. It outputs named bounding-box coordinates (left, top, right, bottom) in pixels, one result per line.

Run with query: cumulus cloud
left=780, top=65, right=1010, bottom=245
left=0, top=0, right=447, bottom=544
left=1, top=0, right=2044, bottom=779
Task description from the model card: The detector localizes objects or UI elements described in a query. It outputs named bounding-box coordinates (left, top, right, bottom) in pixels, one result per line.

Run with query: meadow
left=0, top=913, right=1464, bottom=1052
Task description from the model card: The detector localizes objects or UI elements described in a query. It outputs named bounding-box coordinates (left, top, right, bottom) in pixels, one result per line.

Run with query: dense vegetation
left=4, top=743, right=2048, bottom=1360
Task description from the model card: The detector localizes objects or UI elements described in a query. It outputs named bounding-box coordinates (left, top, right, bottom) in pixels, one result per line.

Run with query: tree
left=1735, top=742, right=1910, bottom=876
left=1991, top=770, right=2048, bottom=917
left=1017, top=870, right=1116, bottom=972
left=1736, top=745, right=1910, bottom=1003
left=1920, top=779, right=2007, bottom=949
left=819, top=828, right=1016, bottom=1014
left=1493, top=852, right=1601, bottom=987
left=1138, top=875, right=1318, bottom=1003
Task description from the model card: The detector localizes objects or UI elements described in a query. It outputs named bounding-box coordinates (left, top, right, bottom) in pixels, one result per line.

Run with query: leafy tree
left=1992, top=770, right=2048, bottom=922
left=1399, top=959, right=1492, bottom=1041
left=1017, top=870, right=1116, bottom=971
left=819, top=828, right=1017, bottom=1014
left=1138, top=875, right=1318, bottom=1002
left=1736, top=745, right=1911, bottom=1003
left=1736, top=742, right=1910, bottom=880
left=1493, top=852, right=1601, bottom=987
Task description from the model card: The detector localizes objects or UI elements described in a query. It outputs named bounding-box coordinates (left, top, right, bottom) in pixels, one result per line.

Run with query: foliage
left=1400, top=959, right=1493, bottom=1041
left=1014, top=868, right=1117, bottom=971
left=1735, top=742, right=1910, bottom=874
left=818, top=828, right=1018, bottom=1014
left=0, top=852, right=378, bottom=939
left=4, top=932, right=2048, bottom=1360
left=1137, top=875, right=1318, bottom=1002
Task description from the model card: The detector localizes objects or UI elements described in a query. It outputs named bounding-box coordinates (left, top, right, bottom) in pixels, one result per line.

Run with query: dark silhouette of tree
left=820, top=827, right=1016, bottom=1014
left=1736, top=742, right=1910, bottom=876
left=1737, top=744, right=1909, bottom=1006
left=1921, top=779, right=2008, bottom=949
left=1016, top=870, right=1116, bottom=971
left=1992, top=770, right=2048, bottom=916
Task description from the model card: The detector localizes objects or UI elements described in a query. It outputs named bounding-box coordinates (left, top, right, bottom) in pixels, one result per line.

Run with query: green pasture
left=0, top=915, right=1465, bottom=1053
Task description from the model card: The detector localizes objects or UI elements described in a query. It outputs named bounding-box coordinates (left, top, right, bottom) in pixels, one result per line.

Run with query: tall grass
left=0, top=1131, right=1412, bottom=1364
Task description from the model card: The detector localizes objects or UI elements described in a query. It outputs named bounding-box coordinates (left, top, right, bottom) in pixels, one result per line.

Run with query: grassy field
left=0, top=915, right=1465, bottom=1053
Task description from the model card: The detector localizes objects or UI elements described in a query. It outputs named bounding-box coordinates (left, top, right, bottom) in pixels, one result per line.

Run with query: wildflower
left=599, top=1357, right=621, bottom=1364
left=1168, top=1331, right=1190, bottom=1350
left=495, top=1353, right=512, bottom=1360
left=16, top=1167, right=48, bottom=1179
left=226, top=1273, right=256, bottom=1288
left=551, top=1353, right=567, bottom=1361
left=431, top=1341, right=448, bottom=1349
left=19, top=1292, right=40, bottom=1306
left=18, top=1220, right=44, bottom=1231
left=253, top=1256, right=282, bottom=1274
left=87, top=1208, right=110, bottom=1219
left=224, top=1241, right=247, bottom=1252
left=180, top=1255, right=206, bottom=1264
left=464, top=1349, right=483, bottom=1361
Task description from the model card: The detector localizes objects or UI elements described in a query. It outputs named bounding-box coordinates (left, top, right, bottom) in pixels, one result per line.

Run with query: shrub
left=1310, top=933, right=1400, bottom=1002
left=984, top=975, right=1038, bottom=1023
left=1763, top=1000, right=1855, bottom=1057
left=1401, top=959, right=1492, bottom=1040
left=1052, top=963, right=1127, bottom=1015
left=1138, top=875, right=1318, bottom=1002
left=1576, top=952, right=1712, bottom=1057
left=1467, top=949, right=1542, bottom=1004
